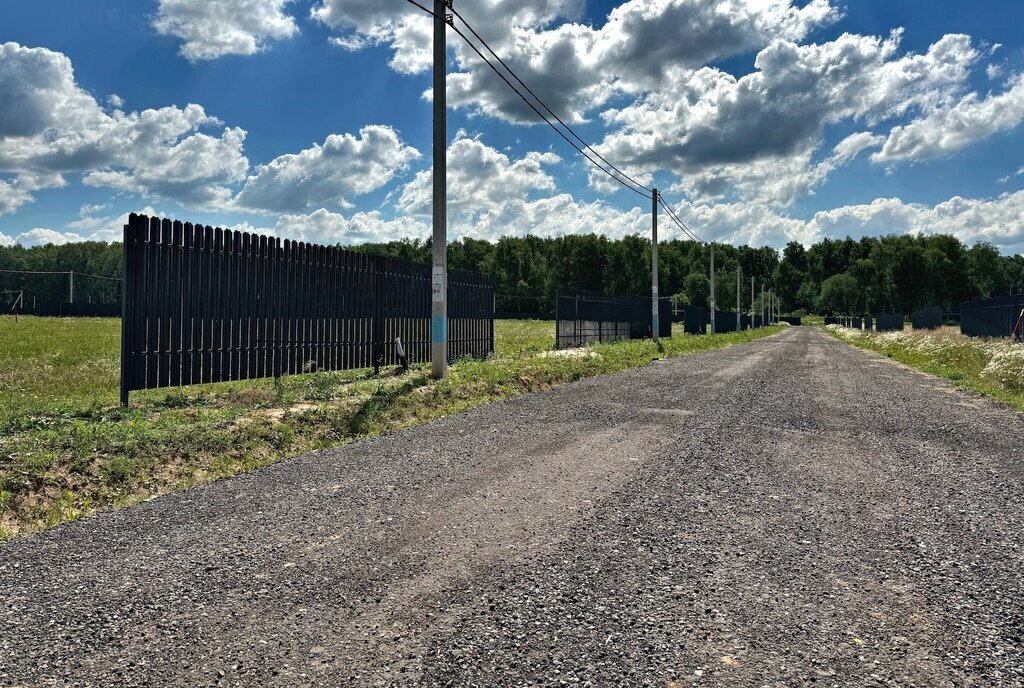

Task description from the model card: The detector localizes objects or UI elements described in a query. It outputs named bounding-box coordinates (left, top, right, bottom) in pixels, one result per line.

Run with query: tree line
left=2, top=232, right=1022, bottom=316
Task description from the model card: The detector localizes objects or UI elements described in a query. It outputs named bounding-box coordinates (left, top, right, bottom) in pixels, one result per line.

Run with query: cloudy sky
left=1, top=0, right=1023, bottom=251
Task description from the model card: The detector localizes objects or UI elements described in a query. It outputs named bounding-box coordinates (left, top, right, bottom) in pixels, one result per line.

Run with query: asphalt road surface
left=2, top=327, right=1023, bottom=687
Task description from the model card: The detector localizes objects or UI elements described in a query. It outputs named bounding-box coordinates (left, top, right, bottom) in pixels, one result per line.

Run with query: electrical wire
left=403, top=0, right=651, bottom=200
left=448, top=4, right=652, bottom=195
left=402, top=0, right=709, bottom=245
left=0, top=268, right=120, bottom=280
left=658, top=197, right=704, bottom=244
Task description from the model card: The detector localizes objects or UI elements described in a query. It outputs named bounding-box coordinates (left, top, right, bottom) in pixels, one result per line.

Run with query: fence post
left=119, top=219, right=131, bottom=406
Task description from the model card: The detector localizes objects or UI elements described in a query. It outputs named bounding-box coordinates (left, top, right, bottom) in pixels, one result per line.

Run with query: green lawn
left=0, top=316, right=782, bottom=539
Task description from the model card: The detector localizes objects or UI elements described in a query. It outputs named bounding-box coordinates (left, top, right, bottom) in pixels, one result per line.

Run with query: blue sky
left=1, top=0, right=1023, bottom=251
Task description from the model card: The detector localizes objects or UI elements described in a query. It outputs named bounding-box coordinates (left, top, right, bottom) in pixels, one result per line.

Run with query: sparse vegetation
left=0, top=315, right=782, bottom=538
left=825, top=324, right=1024, bottom=410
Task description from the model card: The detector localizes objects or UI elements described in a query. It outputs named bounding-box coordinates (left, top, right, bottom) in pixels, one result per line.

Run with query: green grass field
left=0, top=316, right=783, bottom=539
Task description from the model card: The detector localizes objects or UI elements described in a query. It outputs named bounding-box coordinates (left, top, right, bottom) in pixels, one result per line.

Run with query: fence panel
left=672, top=305, right=708, bottom=334
left=121, top=214, right=494, bottom=398
left=960, top=294, right=1024, bottom=338
left=911, top=306, right=943, bottom=330
left=779, top=316, right=802, bottom=326
left=875, top=313, right=904, bottom=332
left=714, top=310, right=738, bottom=333
left=556, top=288, right=669, bottom=349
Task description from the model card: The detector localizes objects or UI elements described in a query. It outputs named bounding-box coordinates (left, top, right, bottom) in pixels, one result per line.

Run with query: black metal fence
left=851, top=317, right=862, bottom=329
left=714, top=310, right=738, bottom=332
left=555, top=288, right=671, bottom=348
left=779, top=316, right=802, bottom=326
left=911, top=306, right=942, bottom=330
left=19, top=302, right=120, bottom=317
left=673, top=305, right=708, bottom=334
left=960, top=294, right=1024, bottom=338
left=875, top=313, right=904, bottom=332
left=120, top=214, right=494, bottom=401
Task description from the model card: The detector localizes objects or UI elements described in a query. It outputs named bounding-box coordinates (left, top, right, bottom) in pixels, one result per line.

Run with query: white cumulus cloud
left=0, top=43, right=250, bottom=213
left=234, top=126, right=421, bottom=213
left=874, top=73, right=1024, bottom=163
left=153, top=0, right=299, bottom=61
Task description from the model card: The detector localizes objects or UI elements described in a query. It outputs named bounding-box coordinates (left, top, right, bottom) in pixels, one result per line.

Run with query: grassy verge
left=0, top=316, right=783, bottom=539
left=823, top=324, right=1024, bottom=410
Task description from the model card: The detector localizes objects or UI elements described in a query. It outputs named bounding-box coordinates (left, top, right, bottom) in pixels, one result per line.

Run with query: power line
left=402, top=0, right=709, bottom=251
left=448, top=4, right=652, bottom=195
left=0, top=268, right=120, bottom=280
left=658, top=197, right=704, bottom=244
left=402, top=0, right=651, bottom=200
left=0, top=268, right=68, bottom=276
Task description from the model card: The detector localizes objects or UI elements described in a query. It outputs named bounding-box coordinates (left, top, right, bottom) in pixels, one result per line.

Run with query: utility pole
left=736, top=266, right=741, bottom=332
left=761, top=283, right=765, bottom=326
left=651, top=188, right=659, bottom=343
left=709, top=243, right=716, bottom=334
left=431, top=0, right=449, bottom=379
left=69, top=270, right=74, bottom=304
left=750, top=277, right=755, bottom=330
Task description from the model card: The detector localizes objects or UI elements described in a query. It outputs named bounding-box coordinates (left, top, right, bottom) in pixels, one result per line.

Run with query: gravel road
left=2, top=326, right=1023, bottom=687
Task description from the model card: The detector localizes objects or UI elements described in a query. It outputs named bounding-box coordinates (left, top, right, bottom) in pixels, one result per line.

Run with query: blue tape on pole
left=432, top=315, right=447, bottom=342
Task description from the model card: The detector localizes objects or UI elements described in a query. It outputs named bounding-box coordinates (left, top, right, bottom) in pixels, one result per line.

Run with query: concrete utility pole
left=750, top=277, right=755, bottom=330
left=431, top=0, right=449, bottom=379
left=736, top=266, right=741, bottom=332
left=69, top=270, right=74, bottom=304
left=761, top=283, right=765, bottom=325
left=651, top=188, right=659, bottom=343
left=709, top=243, right=716, bottom=335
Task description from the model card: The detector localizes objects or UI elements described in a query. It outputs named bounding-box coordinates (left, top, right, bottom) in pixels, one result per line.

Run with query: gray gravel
left=2, top=327, right=1023, bottom=686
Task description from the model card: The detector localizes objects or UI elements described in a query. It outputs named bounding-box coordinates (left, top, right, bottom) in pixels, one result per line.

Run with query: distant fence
left=824, top=316, right=841, bottom=326
left=864, top=316, right=873, bottom=331
left=556, top=288, right=670, bottom=349
left=714, top=310, right=738, bottom=333
left=779, top=316, right=802, bottom=326
left=673, top=305, right=707, bottom=335
left=495, top=294, right=553, bottom=320
left=21, top=302, right=120, bottom=317
left=875, top=313, right=904, bottom=332
left=960, top=294, right=1024, bottom=338
left=911, top=306, right=942, bottom=330
left=851, top=317, right=862, bottom=330
left=495, top=311, right=550, bottom=320
left=120, top=214, right=494, bottom=401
